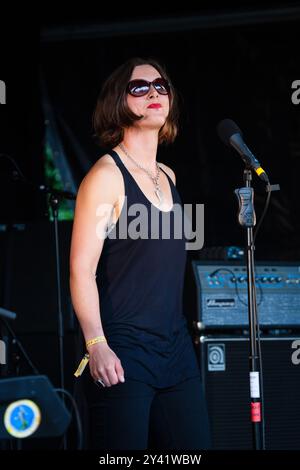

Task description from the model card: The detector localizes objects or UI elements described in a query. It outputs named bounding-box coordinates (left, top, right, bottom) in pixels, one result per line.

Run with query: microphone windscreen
left=217, top=119, right=242, bottom=146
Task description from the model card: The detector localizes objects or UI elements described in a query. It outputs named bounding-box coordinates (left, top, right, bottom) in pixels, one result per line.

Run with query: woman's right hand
left=88, top=342, right=125, bottom=387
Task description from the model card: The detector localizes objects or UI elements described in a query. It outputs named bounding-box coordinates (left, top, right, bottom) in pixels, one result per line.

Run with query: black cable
left=209, top=267, right=263, bottom=307
left=1, top=318, right=40, bottom=375
left=251, top=268, right=266, bottom=450
left=253, top=186, right=272, bottom=245
left=210, top=266, right=266, bottom=448
left=252, top=183, right=273, bottom=449
left=54, top=388, right=83, bottom=450
left=0, top=153, right=27, bottom=181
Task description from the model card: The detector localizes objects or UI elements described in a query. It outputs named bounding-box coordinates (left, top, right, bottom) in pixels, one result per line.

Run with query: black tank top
left=96, top=149, right=201, bottom=387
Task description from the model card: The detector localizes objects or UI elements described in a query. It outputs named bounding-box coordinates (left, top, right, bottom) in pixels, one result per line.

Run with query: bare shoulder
left=78, top=153, right=122, bottom=201
left=89, top=153, right=120, bottom=176
left=158, top=162, right=176, bottom=186
left=82, top=153, right=121, bottom=184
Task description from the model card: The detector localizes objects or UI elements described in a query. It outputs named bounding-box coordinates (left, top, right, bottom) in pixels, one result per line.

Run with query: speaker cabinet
left=199, top=335, right=300, bottom=449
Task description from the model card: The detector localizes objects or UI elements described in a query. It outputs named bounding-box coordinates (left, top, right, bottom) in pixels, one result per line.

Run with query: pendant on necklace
left=155, top=188, right=163, bottom=205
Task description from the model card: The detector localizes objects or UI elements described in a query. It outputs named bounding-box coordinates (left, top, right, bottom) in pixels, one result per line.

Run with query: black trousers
left=88, top=376, right=211, bottom=450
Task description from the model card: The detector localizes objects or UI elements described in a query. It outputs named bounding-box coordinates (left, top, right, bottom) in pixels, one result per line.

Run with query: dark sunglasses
left=126, top=77, right=170, bottom=97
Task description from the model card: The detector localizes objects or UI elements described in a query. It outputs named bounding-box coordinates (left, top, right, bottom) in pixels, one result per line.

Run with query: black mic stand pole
left=235, top=168, right=263, bottom=450
left=48, top=193, right=65, bottom=397
left=48, top=192, right=68, bottom=451
left=40, top=186, right=75, bottom=404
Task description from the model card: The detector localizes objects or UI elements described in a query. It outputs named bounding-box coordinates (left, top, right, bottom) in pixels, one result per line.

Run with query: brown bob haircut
left=93, top=57, right=179, bottom=148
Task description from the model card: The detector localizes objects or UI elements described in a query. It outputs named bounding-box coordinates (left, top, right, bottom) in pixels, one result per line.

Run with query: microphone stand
left=0, top=154, right=76, bottom=449
left=234, top=169, right=263, bottom=450
left=7, top=165, right=76, bottom=398
left=49, top=192, right=65, bottom=399
left=42, top=186, right=75, bottom=451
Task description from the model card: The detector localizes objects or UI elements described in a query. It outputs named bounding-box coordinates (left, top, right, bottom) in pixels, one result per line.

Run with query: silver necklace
left=118, top=142, right=164, bottom=206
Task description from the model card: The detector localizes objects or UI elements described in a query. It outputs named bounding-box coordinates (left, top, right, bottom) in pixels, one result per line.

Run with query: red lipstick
left=147, top=103, right=162, bottom=109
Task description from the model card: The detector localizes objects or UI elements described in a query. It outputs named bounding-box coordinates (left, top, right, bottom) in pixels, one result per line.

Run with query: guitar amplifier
left=192, top=261, right=300, bottom=330
left=199, top=335, right=300, bottom=449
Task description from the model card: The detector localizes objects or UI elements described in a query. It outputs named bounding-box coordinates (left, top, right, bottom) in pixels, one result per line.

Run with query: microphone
left=217, top=118, right=269, bottom=183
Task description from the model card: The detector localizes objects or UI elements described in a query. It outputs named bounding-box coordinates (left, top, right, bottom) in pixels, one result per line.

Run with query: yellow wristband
left=86, top=335, right=107, bottom=348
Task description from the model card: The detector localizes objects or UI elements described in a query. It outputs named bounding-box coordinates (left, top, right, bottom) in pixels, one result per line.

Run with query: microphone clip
left=234, top=187, right=256, bottom=228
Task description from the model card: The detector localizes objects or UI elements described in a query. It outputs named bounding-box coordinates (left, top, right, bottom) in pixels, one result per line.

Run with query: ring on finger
left=96, top=377, right=106, bottom=387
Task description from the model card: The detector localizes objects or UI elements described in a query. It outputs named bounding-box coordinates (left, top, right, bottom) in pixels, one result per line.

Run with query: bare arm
left=70, top=158, right=124, bottom=386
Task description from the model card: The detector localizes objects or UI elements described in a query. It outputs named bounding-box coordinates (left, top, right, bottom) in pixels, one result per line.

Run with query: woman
left=70, top=57, right=211, bottom=450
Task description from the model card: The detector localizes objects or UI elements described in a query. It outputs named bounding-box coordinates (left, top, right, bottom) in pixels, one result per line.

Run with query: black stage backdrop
left=39, top=7, right=300, bottom=260
left=1, top=4, right=300, bottom=450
